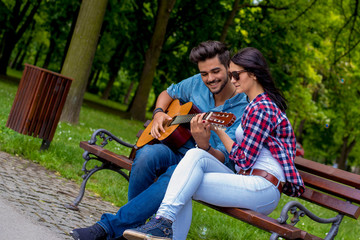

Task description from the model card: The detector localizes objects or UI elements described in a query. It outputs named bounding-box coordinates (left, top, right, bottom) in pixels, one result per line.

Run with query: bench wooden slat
left=80, top=141, right=133, bottom=171
left=199, top=201, right=321, bottom=240
left=300, top=188, right=360, bottom=219
left=295, top=157, right=360, bottom=189
left=300, top=171, right=360, bottom=205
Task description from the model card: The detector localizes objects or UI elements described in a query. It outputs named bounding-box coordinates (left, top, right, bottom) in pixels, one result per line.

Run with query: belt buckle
left=238, top=169, right=247, bottom=175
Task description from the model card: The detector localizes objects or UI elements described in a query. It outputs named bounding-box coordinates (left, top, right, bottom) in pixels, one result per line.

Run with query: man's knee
left=132, top=145, right=161, bottom=170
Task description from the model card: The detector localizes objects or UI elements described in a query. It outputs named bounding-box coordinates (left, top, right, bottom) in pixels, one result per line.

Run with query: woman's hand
left=190, top=113, right=211, bottom=150
left=150, top=112, right=172, bottom=139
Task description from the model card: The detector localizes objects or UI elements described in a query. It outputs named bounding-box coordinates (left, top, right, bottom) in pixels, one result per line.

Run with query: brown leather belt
left=237, top=168, right=283, bottom=193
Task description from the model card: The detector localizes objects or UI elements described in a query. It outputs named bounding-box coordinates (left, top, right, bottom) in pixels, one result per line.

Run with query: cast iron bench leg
left=65, top=151, right=130, bottom=211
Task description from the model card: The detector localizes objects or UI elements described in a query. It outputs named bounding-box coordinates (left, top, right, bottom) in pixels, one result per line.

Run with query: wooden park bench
left=66, top=126, right=360, bottom=240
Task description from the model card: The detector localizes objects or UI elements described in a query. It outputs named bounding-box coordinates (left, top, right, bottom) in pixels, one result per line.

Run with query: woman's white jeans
left=156, top=148, right=281, bottom=240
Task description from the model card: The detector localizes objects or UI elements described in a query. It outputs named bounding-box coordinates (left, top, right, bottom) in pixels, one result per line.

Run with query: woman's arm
left=212, top=129, right=235, bottom=154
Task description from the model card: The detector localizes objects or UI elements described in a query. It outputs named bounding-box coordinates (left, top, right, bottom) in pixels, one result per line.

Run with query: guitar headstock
left=205, top=112, right=236, bottom=130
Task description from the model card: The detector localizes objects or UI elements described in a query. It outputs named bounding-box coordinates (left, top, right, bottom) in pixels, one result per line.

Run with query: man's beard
left=209, top=77, right=228, bottom=95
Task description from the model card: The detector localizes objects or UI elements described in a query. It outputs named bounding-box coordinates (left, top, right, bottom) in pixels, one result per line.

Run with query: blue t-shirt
left=167, top=74, right=248, bottom=171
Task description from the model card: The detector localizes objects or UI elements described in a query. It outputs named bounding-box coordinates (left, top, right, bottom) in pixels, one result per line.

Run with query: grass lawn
left=0, top=71, right=359, bottom=239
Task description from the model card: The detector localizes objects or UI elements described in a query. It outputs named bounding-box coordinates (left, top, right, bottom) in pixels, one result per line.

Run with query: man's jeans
left=97, top=144, right=184, bottom=239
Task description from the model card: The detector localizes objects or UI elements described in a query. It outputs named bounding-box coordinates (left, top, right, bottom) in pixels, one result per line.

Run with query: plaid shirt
left=229, top=92, right=304, bottom=197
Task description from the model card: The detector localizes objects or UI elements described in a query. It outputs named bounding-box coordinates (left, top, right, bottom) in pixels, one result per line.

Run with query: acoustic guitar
left=136, top=99, right=236, bottom=150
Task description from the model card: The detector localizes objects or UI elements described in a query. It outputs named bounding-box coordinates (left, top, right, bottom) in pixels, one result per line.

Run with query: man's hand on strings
left=151, top=112, right=172, bottom=139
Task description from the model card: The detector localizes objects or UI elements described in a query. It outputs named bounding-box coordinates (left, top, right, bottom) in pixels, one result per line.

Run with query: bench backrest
left=295, top=157, right=360, bottom=219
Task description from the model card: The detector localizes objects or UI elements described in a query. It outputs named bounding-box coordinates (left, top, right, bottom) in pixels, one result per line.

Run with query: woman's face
left=228, top=61, right=257, bottom=95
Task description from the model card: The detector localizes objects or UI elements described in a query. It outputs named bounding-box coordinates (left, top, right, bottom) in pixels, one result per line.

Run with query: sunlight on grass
left=84, top=92, right=128, bottom=112
left=6, top=68, right=23, bottom=79
left=0, top=74, right=359, bottom=240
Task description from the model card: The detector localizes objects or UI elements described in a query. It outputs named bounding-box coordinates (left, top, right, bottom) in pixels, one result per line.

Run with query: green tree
left=60, top=0, right=108, bottom=124
left=0, top=0, right=42, bottom=75
left=129, top=0, right=176, bottom=121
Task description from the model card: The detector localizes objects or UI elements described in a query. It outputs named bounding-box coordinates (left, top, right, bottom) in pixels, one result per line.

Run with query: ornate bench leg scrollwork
left=270, top=201, right=345, bottom=240
left=65, top=129, right=135, bottom=211
left=89, top=128, right=135, bottom=149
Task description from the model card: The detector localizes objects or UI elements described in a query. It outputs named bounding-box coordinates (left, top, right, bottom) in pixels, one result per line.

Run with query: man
left=70, top=41, right=248, bottom=240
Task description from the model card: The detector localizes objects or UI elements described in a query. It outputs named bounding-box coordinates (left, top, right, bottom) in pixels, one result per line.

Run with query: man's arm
left=151, top=90, right=174, bottom=139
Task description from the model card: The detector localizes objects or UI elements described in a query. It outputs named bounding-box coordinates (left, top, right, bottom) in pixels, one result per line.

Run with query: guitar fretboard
left=170, top=113, right=211, bottom=125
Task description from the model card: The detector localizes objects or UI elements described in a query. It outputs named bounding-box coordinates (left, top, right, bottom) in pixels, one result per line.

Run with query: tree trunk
left=101, top=41, right=128, bottom=100
left=60, top=0, right=108, bottom=124
left=15, top=48, right=28, bottom=70
left=296, top=119, right=306, bottom=143
left=14, top=22, right=35, bottom=70
left=0, top=31, right=18, bottom=74
left=9, top=46, right=23, bottom=68
left=60, top=4, right=81, bottom=71
left=101, top=74, right=116, bottom=100
left=33, top=43, right=44, bottom=66
left=220, top=0, right=242, bottom=42
left=42, top=36, right=56, bottom=69
left=124, top=81, right=135, bottom=104
left=337, top=135, right=356, bottom=170
left=91, top=70, right=101, bottom=88
left=87, top=69, right=96, bottom=90
left=129, top=0, right=176, bottom=121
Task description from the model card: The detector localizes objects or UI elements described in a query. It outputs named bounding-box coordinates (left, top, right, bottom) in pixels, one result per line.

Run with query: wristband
left=152, top=107, right=164, bottom=118
left=195, top=144, right=211, bottom=152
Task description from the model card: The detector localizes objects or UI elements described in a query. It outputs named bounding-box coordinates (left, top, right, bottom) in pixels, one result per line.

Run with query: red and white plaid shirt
left=229, top=92, right=304, bottom=197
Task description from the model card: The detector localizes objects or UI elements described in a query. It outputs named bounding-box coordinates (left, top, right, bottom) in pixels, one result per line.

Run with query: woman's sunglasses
left=228, top=70, right=247, bottom=80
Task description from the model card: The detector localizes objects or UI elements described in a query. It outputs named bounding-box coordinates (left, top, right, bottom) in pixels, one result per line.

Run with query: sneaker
left=123, top=216, right=173, bottom=240
left=70, top=223, right=107, bottom=240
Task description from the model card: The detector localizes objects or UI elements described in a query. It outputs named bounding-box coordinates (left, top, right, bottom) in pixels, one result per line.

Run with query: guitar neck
left=170, top=112, right=211, bottom=125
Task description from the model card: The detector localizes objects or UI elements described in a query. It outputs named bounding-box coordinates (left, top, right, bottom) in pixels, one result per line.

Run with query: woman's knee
left=182, top=148, right=207, bottom=163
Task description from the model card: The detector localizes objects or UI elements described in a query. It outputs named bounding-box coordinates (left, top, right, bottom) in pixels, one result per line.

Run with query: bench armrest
left=88, top=128, right=135, bottom=149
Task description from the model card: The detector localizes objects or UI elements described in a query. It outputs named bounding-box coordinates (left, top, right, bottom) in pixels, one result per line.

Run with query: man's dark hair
left=189, top=41, right=230, bottom=67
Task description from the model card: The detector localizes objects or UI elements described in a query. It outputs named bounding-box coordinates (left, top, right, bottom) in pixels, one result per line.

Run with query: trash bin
left=6, top=64, right=73, bottom=150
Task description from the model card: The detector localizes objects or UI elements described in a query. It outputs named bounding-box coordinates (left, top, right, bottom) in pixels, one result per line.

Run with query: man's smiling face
left=198, top=56, right=228, bottom=95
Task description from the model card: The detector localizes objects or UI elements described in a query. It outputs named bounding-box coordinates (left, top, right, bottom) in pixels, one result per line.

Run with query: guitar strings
left=170, top=113, right=210, bottom=125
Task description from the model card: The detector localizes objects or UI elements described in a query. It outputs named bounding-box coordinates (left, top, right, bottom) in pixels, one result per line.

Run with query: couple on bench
left=70, top=40, right=304, bottom=240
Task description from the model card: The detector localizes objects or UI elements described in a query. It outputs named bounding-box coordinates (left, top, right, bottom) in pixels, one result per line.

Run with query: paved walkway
left=0, top=151, right=120, bottom=240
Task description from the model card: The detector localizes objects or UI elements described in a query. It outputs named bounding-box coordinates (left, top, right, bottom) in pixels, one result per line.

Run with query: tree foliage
left=1, top=0, right=360, bottom=169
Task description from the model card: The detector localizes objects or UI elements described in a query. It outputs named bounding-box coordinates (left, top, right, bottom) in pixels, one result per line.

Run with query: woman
left=123, top=47, right=305, bottom=240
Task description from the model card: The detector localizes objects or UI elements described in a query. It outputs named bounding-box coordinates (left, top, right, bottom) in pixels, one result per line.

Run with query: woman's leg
left=192, top=172, right=280, bottom=215
left=171, top=199, right=192, bottom=240
left=123, top=148, right=281, bottom=240
left=156, top=148, right=234, bottom=221
left=169, top=173, right=280, bottom=239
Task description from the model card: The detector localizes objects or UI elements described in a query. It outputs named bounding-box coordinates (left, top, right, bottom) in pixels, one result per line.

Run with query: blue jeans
left=97, top=144, right=184, bottom=239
